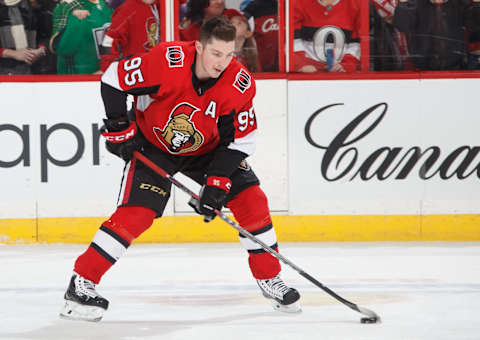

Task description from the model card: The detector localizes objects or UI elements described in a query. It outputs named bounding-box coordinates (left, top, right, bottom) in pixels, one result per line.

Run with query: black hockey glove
left=188, top=176, right=231, bottom=222
left=101, top=117, right=143, bottom=161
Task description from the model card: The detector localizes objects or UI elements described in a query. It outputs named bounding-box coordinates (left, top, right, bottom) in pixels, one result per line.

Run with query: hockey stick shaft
left=133, top=151, right=380, bottom=320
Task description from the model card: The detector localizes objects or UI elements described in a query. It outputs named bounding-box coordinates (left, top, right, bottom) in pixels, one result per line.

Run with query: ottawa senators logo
left=233, top=68, right=251, bottom=93
left=153, top=103, right=204, bottom=154
left=144, top=17, right=159, bottom=50
left=166, top=46, right=184, bottom=68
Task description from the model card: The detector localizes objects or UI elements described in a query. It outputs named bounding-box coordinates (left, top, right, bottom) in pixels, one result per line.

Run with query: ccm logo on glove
left=102, top=122, right=137, bottom=143
left=101, top=118, right=144, bottom=161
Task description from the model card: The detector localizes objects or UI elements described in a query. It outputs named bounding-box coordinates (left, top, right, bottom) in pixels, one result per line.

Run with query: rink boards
left=1, top=78, right=479, bottom=243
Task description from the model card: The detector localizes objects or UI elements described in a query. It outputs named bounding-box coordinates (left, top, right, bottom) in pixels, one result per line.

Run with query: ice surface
left=0, top=242, right=479, bottom=340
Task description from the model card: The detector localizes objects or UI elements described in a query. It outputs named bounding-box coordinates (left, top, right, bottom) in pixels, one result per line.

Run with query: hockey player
left=59, top=15, right=301, bottom=322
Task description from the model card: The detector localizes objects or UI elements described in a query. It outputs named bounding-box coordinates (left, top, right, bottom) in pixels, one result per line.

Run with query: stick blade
left=357, top=306, right=381, bottom=323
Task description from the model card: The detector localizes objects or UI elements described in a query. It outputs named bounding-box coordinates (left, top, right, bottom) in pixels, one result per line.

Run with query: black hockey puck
left=360, top=317, right=378, bottom=324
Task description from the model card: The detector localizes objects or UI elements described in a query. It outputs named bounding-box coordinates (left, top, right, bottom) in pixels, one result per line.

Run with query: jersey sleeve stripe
left=228, top=129, right=257, bottom=156
left=136, top=94, right=155, bottom=112
left=101, top=61, right=122, bottom=91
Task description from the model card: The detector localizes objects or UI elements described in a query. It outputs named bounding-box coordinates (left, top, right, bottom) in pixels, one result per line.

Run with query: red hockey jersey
left=252, top=14, right=279, bottom=72
left=293, top=0, right=361, bottom=72
left=101, top=41, right=257, bottom=158
left=243, top=0, right=279, bottom=72
left=100, top=0, right=161, bottom=71
left=179, top=19, right=201, bottom=42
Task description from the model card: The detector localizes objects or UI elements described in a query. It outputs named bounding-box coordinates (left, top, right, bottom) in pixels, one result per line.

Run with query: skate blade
left=59, top=299, right=105, bottom=322
left=270, top=300, right=302, bottom=314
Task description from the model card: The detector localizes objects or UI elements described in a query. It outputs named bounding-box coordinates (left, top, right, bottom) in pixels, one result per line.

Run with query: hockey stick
left=133, top=151, right=381, bottom=322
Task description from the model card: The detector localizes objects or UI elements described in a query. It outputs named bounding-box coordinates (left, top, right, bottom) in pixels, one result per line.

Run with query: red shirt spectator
left=179, top=21, right=202, bottom=42
left=224, top=8, right=262, bottom=72
left=242, top=0, right=279, bottom=72
left=293, top=0, right=361, bottom=73
left=179, top=0, right=225, bottom=41
left=100, top=0, right=161, bottom=72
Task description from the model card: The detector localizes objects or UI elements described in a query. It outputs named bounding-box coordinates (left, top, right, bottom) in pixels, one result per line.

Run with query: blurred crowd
left=1, top=0, right=479, bottom=75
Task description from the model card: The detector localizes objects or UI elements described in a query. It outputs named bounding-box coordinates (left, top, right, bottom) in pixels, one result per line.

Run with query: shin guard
left=74, top=206, right=156, bottom=283
left=227, top=185, right=281, bottom=279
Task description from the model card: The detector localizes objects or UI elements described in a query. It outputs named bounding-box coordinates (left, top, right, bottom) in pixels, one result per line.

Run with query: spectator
left=49, top=0, right=95, bottom=72
left=179, top=0, right=225, bottom=41
left=106, top=0, right=123, bottom=10
left=100, top=0, right=161, bottom=72
left=50, top=0, right=112, bottom=74
left=29, top=0, right=58, bottom=73
left=393, top=0, right=479, bottom=71
left=0, top=0, right=47, bottom=74
left=293, top=0, right=361, bottom=73
left=224, top=8, right=261, bottom=72
left=242, top=0, right=279, bottom=72
left=50, top=0, right=89, bottom=40
left=179, top=0, right=188, bottom=23
left=370, top=0, right=411, bottom=71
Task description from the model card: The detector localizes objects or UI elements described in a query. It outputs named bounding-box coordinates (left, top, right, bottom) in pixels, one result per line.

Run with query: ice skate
left=59, top=273, right=109, bottom=322
left=256, top=274, right=301, bottom=313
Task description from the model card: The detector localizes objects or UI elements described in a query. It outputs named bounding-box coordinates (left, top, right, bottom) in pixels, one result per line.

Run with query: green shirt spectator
left=51, top=0, right=112, bottom=74
left=51, top=0, right=85, bottom=37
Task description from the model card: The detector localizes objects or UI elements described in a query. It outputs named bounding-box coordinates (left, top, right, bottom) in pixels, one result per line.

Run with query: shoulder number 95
left=123, top=57, right=144, bottom=86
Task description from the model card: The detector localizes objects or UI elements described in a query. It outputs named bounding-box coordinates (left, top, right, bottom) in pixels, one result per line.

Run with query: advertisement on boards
left=288, top=78, right=480, bottom=216
left=0, top=82, right=128, bottom=219
left=0, top=80, right=287, bottom=220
